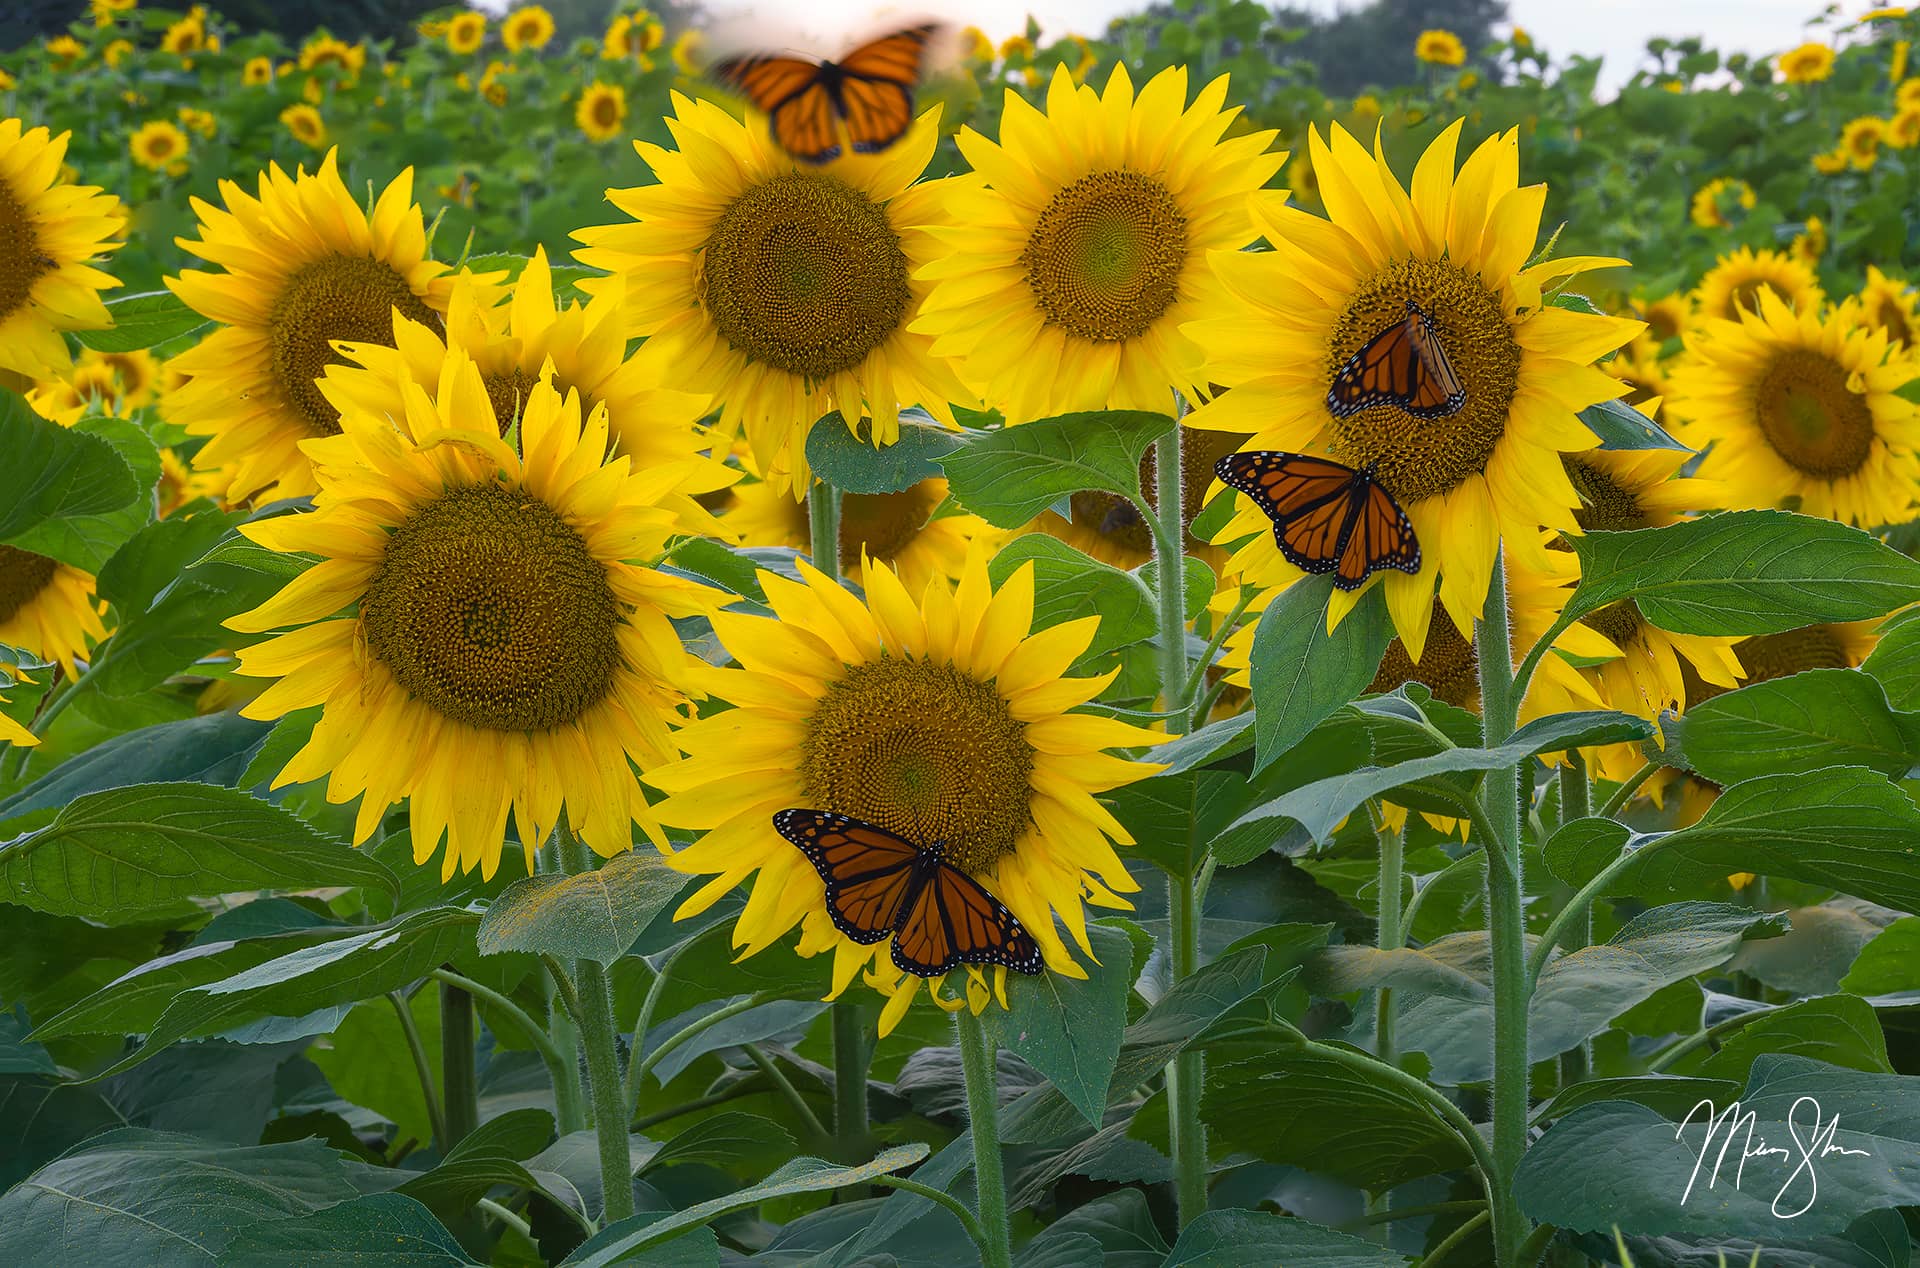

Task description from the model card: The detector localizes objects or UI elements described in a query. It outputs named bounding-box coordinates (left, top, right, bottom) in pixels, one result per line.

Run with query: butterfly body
left=1327, top=300, right=1467, bottom=419
left=710, top=24, right=939, bottom=164
left=1215, top=450, right=1420, bottom=590
left=773, top=808, right=1044, bottom=977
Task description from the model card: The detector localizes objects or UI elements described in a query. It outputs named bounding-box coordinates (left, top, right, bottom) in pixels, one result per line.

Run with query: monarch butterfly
left=772, top=808, right=1044, bottom=978
left=1327, top=300, right=1467, bottom=419
left=1215, top=450, right=1420, bottom=591
left=709, top=24, right=940, bottom=165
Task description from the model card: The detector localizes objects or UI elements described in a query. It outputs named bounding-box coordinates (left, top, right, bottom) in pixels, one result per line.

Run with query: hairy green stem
left=808, top=474, right=842, bottom=582
left=387, top=990, right=447, bottom=1152
left=476, top=1196, right=532, bottom=1239
left=1417, top=1209, right=1494, bottom=1268
left=624, top=946, right=681, bottom=1120
left=631, top=1086, right=758, bottom=1134
left=576, top=955, right=635, bottom=1225
left=1528, top=827, right=1683, bottom=987
left=869, top=1174, right=994, bottom=1256
left=1598, top=759, right=1658, bottom=819
left=831, top=997, right=871, bottom=1162
left=629, top=991, right=774, bottom=1098
left=955, top=1008, right=1014, bottom=1268
left=1150, top=422, right=1191, bottom=732
left=439, top=980, right=479, bottom=1151
left=1648, top=1004, right=1771, bottom=1073
left=429, top=968, right=571, bottom=1093
left=1474, top=548, right=1531, bottom=1268
left=1515, top=1221, right=1560, bottom=1266
left=1554, top=756, right=1593, bottom=1085
left=1345, top=1199, right=1488, bottom=1229
left=1374, top=815, right=1405, bottom=1067
left=1181, top=584, right=1253, bottom=702
left=743, top=1042, right=831, bottom=1150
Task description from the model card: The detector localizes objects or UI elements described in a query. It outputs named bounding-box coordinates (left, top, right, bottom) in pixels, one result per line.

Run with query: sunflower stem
left=387, top=991, right=447, bottom=1152
left=1555, top=755, right=1593, bottom=1087
left=535, top=840, right=588, bottom=1133
left=1149, top=418, right=1191, bottom=735
left=624, top=945, right=681, bottom=1121
left=1473, top=547, right=1532, bottom=1267
left=1166, top=870, right=1209, bottom=1228
left=808, top=473, right=842, bottom=584
left=576, top=954, right=636, bottom=1226
left=954, top=1008, right=1015, bottom=1268
left=1374, top=813, right=1405, bottom=1067
left=439, top=980, right=480, bottom=1152
left=831, top=995, right=871, bottom=1163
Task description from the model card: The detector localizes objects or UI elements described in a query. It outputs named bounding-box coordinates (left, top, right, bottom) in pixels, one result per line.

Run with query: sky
left=695, top=0, right=1849, bottom=94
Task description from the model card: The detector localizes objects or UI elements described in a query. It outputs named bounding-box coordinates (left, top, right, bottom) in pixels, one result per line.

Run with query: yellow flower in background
left=446, top=11, right=486, bottom=54
left=574, top=81, right=627, bottom=141
left=157, top=447, right=223, bottom=517
left=1893, top=39, right=1911, bottom=84
left=1812, top=147, right=1850, bottom=174
left=103, top=39, right=133, bottom=67
left=1688, top=176, right=1754, bottom=229
left=302, top=77, right=323, bottom=104
left=1900, top=77, right=1920, bottom=108
left=647, top=551, right=1164, bottom=1036
left=962, top=26, right=994, bottom=61
left=604, top=11, right=663, bottom=60
left=280, top=104, right=326, bottom=148
left=229, top=361, right=725, bottom=880
left=1416, top=29, right=1467, bottom=67
left=670, top=28, right=702, bottom=74
left=724, top=476, right=990, bottom=594
left=243, top=55, right=274, bottom=84
left=1668, top=292, right=1920, bottom=527
left=33, top=347, right=160, bottom=417
left=0, top=545, right=107, bottom=674
left=1286, top=147, right=1320, bottom=208
left=1859, top=265, right=1919, bottom=346
left=576, top=97, right=971, bottom=493
left=1861, top=6, right=1910, bottom=20
left=177, top=107, right=217, bottom=139
left=1634, top=292, right=1693, bottom=349
left=502, top=5, right=555, bottom=52
left=0, top=70, right=13, bottom=91
left=300, top=35, right=365, bottom=76
left=1790, top=215, right=1827, bottom=264
left=1511, top=26, right=1533, bottom=51
left=0, top=680, right=37, bottom=748
left=1890, top=104, right=1920, bottom=148
left=1777, top=42, right=1835, bottom=83
left=129, top=119, right=188, bottom=171
left=165, top=150, right=464, bottom=502
left=916, top=65, right=1284, bottom=420
left=1842, top=115, right=1888, bottom=168
left=1188, top=120, right=1638, bottom=658
left=161, top=9, right=205, bottom=55
left=999, top=34, right=1035, bottom=62
left=1692, top=246, right=1822, bottom=321
left=45, top=35, right=84, bottom=64
left=0, top=119, right=125, bottom=379
left=90, top=0, right=135, bottom=23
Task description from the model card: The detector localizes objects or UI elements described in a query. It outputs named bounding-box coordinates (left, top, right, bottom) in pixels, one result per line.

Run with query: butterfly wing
left=833, top=24, right=937, bottom=154
left=1403, top=308, right=1468, bottom=418
left=1334, top=475, right=1422, bottom=589
left=1215, top=451, right=1420, bottom=591
left=709, top=54, right=842, bottom=163
left=773, top=809, right=922, bottom=944
left=1327, top=303, right=1466, bottom=419
left=890, top=856, right=1043, bottom=977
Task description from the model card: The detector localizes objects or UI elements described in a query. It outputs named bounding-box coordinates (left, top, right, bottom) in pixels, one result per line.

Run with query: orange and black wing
left=1327, top=301, right=1467, bottom=419
left=890, top=858, right=1043, bottom=977
left=709, top=54, right=843, bottom=163
left=1215, top=451, right=1420, bottom=591
left=833, top=24, right=937, bottom=154
left=773, top=809, right=922, bottom=944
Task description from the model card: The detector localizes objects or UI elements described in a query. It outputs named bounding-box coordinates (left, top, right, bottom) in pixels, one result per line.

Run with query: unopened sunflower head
left=1188, top=119, right=1641, bottom=661
left=646, top=550, right=1165, bottom=1034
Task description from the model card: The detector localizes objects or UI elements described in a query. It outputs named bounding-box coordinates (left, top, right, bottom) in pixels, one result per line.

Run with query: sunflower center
left=1727, top=279, right=1772, bottom=316
left=700, top=172, right=909, bottom=382
left=592, top=95, right=620, bottom=127
left=270, top=255, right=437, bottom=439
left=360, top=483, right=620, bottom=732
left=1068, top=490, right=1152, bottom=555
left=0, top=179, right=53, bottom=323
left=801, top=657, right=1035, bottom=875
left=1326, top=258, right=1522, bottom=503
left=1733, top=625, right=1851, bottom=683
left=1562, top=457, right=1648, bottom=531
left=1368, top=606, right=1480, bottom=709
left=1754, top=348, right=1875, bottom=478
left=839, top=483, right=940, bottom=570
left=1581, top=598, right=1645, bottom=649
left=1020, top=169, right=1188, bottom=342
left=1646, top=306, right=1682, bottom=343
left=1872, top=295, right=1913, bottom=345
left=0, top=545, right=58, bottom=624
left=482, top=367, right=582, bottom=438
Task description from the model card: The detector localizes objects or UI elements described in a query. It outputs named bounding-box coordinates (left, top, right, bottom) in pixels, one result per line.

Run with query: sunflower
left=1416, top=29, right=1467, bottom=67
left=157, top=447, right=223, bottom=516
left=1859, top=265, right=1918, bottom=347
left=1777, top=42, right=1835, bottom=83
left=161, top=9, right=205, bottom=56
left=574, top=82, right=626, bottom=142
left=103, top=39, right=132, bottom=68
left=129, top=120, right=189, bottom=172
left=575, top=96, right=971, bottom=492
left=1187, top=121, right=1639, bottom=658
left=1688, top=177, right=1753, bottom=230
left=501, top=5, right=554, bottom=52
left=0, top=120, right=124, bottom=381
left=280, top=104, right=326, bottom=148
left=243, top=55, right=274, bottom=84
left=178, top=107, right=217, bottom=139
left=445, top=12, right=486, bottom=55
left=165, top=150, right=465, bottom=503
left=1813, top=147, right=1850, bottom=175
left=646, top=551, right=1164, bottom=1034
left=999, top=34, right=1035, bottom=62
left=669, top=29, right=701, bottom=75
left=45, top=35, right=84, bottom=64
left=1691, top=246, right=1822, bottom=322
left=913, top=65, right=1282, bottom=422
left=228, top=351, right=725, bottom=880
left=1631, top=291, right=1691, bottom=352
left=1667, top=291, right=1920, bottom=527
left=1790, top=216, right=1827, bottom=265
left=1731, top=620, right=1882, bottom=685
left=299, top=35, right=365, bottom=76
left=724, top=476, right=988, bottom=593
left=32, top=346, right=160, bottom=417
left=1890, top=105, right=1920, bottom=149
left=1842, top=116, right=1888, bottom=169
left=90, top=0, right=135, bottom=22
left=604, top=12, right=662, bottom=60
left=0, top=544, right=106, bottom=673
left=1028, top=424, right=1245, bottom=569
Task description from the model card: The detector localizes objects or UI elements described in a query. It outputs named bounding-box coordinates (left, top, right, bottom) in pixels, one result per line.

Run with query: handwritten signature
left=1676, top=1096, right=1874, bottom=1219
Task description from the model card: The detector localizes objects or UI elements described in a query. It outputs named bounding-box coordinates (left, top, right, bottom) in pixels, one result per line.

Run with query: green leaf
left=477, top=849, right=690, bottom=965
left=75, top=291, right=210, bottom=352
left=638, top=1111, right=797, bottom=1176
left=188, top=531, right=320, bottom=583
left=1582, top=397, right=1690, bottom=451
left=1608, top=767, right=1920, bottom=914
left=0, top=390, right=140, bottom=559
left=644, top=998, right=827, bottom=1086
left=218, top=1193, right=478, bottom=1267
left=1533, top=1075, right=1743, bottom=1125
left=1134, top=555, right=1216, bottom=622
left=1693, top=995, right=1892, bottom=1079
left=1862, top=608, right=1920, bottom=712
left=805, top=410, right=962, bottom=494
left=1516, top=1055, right=1920, bottom=1238
left=1542, top=816, right=1632, bottom=888
left=1248, top=575, right=1393, bottom=775
left=0, top=712, right=273, bottom=822
left=987, top=534, right=1156, bottom=660
left=0, top=1129, right=362, bottom=1263
left=561, top=1145, right=929, bottom=1265
left=0, top=1079, right=127, bottom=1189
left=0, top=1007, right=54, bottom=1075
left=311, top=992, right=444, bottom=1150
left=1671, top=669, right=1920, bottom=783
left=1842, top=916, right=1920, bottom=994
left=11, top=415, right=160, bottom=572
left=0, top=783, right=397, bottom=923
left=988, top=922, right=1138, bottom=1127
left=1162, top=1210, right=1411, bottom=1267
left=650, top=921, right=833, bottom=1018
left=1016, top=1190, right=1168, bottom=1267
left=1727, top=903, right=1891, bottom=997
left=936, top=410, right=1174, bottom=529
left=1562, top=511, right=1920, bottom=637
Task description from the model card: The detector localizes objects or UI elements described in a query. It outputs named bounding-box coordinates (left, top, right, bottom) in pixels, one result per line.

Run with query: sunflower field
left=8, top=0, right=1920, bottom=1264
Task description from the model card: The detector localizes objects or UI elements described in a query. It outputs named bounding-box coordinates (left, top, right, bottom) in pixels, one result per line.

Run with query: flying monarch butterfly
left=1215, top=451, right=1421, bottom=591
left=772, top=808, right=1044, bottom=978
left=1327, top=300, right=1468, bottom=419
left=709, top=24, right=940, bottom=165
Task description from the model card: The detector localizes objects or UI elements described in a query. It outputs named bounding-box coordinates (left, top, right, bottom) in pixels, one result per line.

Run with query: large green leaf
left=1248, top=575, right=1393, bottom=775
left=0, top=782, right=397, bottom=923
left=1162, top=1210, right=1410, bottom=1267
left=0, top=1078, right=127, bottom=1189
left=1562, top=511, right=1920, bottom=637
left=1862, top=608, right=1920, bottom=712
left=1608, top=767, right=1920, bottom=914
left=218, top=1193, right=478, bottom=1267
left=643, top=998, right=828, bottom=1086
left=0, top=712, right=273, bottom=821
left=1516, top=1056, right=1920, bottom=1239
left=987, top=922, right=1139, bottom=1128
left=1842, top=916, right=1920, bottom=994
left=477, top=849, right=689, bottom=965
left=9, top=415, right=159, bottom=572
left=0, top=391, right=140, bottom=561
left=805, top=409, right=962, bottom=494
left=986, top=534, right=1156, bottom=661
left=1670, top=668, right=1920, bottom=783
left=311, top=992, right=445, bottom=1150
left=1690, top=995, right=1892, bottom=1080
left=1582, top=397, right=1690, bottom=451
left=936, top=410, right=1174, bottom=528
left=0, top=1129, right=362, bottom=1265
left=75, top=291, right=210, bottom=353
